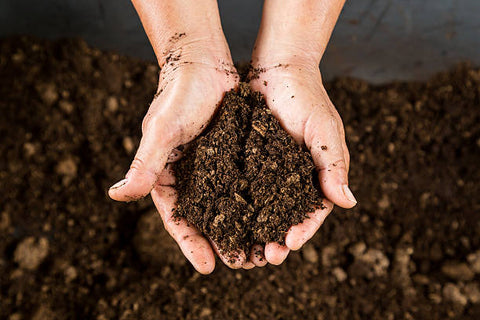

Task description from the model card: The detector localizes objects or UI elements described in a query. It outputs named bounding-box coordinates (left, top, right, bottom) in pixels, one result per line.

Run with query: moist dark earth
left=175, top=84, right=322, bottom=255
left=1, top=37, right=479, bottom=320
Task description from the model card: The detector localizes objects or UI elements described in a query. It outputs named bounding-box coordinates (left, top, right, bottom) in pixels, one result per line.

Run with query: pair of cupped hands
left=108, top=38, right=356, bottom=274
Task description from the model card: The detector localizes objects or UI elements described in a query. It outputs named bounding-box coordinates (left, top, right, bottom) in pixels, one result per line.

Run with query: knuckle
left=317, top=158, right=347, bottom=172
left=129, top=157, right=146, bottom=171
left=328, top=114, right=340, bottom=130
left=329, top=159, right=348, bottom=172
left=142, top=113, right=180, bottom=146
left=310, top=211, right=327, bottom=227
left=141, top=112, right=154, bottom=134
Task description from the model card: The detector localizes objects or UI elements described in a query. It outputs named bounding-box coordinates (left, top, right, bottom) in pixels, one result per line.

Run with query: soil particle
left=467, top=250, right=480, bottom=273
left=31, top=306, right=56, bottom=320
left=332, top=267, right=348, bottom=282
left=55, top=156, right=78, bottom=185
left=350, top=248, right=390, bottom=279
left=199, top=308, right=212, bottom=318
left=302, top=243, right=319, bottom=263
left=8, top=313, right=22, bottom=320
left=169, top=32, right=186, bottom=43
left=441, top=262, right=475, bottom=281
left=35, top=82, right=58, bottom=106
left=174, top=83, right=323, bottom=254
left=465, top=283, right=480, bottom=304
left=105, top=96, right=119, bottom=113
left=58, top=100, right=74, bottom=114
left=0, top=211, right=10, bottom=231
left=133, top=211, right=186, bottom=267
left=443, top=283, right=468, bottom=306
left=14, top=237, right=49, bottom=270
left=349, top=241, right=367, bottom=257
left=392, top=246, right=414, bottom=287
left=122, top=136, right=135, bottom=154
left=23, top=142, right=37, bottom=158
left=321, top=244, right=339, bottom=268
left=377, top=194, right=391, bottom=210
left=56, top=156, right=77, bottom=177
left=64, top=265, right=78, bottom=283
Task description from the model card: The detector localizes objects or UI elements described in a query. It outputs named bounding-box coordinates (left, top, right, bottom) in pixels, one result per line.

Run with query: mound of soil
left=175, top=84, right=322, bottom=255
left=1, top=36, right=480, bottom=320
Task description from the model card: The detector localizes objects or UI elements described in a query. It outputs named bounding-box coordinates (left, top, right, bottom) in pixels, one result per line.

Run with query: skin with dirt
left=174, top=83, right=323, bottom=256
left=1, top=37, right=480, bottom=319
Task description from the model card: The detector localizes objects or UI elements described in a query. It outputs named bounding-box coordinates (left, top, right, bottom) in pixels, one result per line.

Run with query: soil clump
left=175, top=84, right=323, bottom=255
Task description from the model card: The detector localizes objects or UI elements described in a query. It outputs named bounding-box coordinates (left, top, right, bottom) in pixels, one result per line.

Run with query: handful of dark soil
left=174, top=83, right=324, bottom=255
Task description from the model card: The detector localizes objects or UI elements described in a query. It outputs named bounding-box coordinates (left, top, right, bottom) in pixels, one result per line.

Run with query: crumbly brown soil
left=174, top=84, right=322, bottom=255
left=1, top=36, right=480, bottom=320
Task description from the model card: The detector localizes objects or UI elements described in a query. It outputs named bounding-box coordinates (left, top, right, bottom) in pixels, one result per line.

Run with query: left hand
left=248, top=60, right=357, bottom=265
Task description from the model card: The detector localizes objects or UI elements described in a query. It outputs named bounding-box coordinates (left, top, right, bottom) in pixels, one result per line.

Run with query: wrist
left=132, top=0, right=232, bottom=68
left=251, top=0, right=345, bottom=69
left=158, top=32, right=233, bottom=69
left=251, top=39, right=322, bottom=70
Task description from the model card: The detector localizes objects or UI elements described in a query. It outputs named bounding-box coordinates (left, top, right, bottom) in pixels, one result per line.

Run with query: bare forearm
left=253, top=0, right=345, bottom=66
left=132, top=0, right=230, bottom=67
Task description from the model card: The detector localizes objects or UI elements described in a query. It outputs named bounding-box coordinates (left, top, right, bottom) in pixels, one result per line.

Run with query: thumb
left=109, top=116, right=175, bottom=202
left=305, top=113, right=356, bottom=208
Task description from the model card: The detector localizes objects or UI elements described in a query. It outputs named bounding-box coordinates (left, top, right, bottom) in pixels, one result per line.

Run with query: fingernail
left=110, top=179, right=128, bottom=190
left=342, top=184, right=357, bottom=204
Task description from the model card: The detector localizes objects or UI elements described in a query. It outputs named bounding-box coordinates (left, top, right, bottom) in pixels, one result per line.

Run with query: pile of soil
left=175, top=84, right=322, bottom=255
left=1, top=36, right=480, bottom=320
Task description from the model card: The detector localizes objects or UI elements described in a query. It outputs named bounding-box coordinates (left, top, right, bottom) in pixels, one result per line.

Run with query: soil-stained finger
left=304, top=113, right=356, bottom=208
left=250, top=244, right=267, bottom=267
left=285, top=200, right=333, bottom=251
left=264, top=242, right=290, bottom=265
left=210, top=240, right=247, bottom=269
left=151, top=185, right=215, bottom=274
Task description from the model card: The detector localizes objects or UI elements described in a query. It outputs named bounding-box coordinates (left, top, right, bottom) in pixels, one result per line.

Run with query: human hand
left=107, top=37, right=265, bottom=273
left=249, top=59, right=357, bottom=265
left=108, top=0, right=273, bottom=273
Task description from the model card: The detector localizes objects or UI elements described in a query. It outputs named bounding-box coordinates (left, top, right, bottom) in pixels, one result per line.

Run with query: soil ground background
left=0, top=37, right=479, bottom=320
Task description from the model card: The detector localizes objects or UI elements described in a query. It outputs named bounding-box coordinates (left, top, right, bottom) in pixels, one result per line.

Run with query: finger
left=167, top=147, right=184, bottom=163
left=151, top=185, right=215, bottom=274
left=264, top=242, right=290, bottom=265
left=338, top=125, right=350, bottom=170
left=210, top=240, right=247, bottom=270
left=285, top=200, right=334, bottom=251
left=109, top=111, right=176, bottom=202
left=157, top=163, right=176, bottom=186
left=250, top=244, right=268, bottom=267
left=304, top=112, right=357, bottom=208
left=243, top=261, right=255, bottom=270
left=343, top=143, right=350, bottom=170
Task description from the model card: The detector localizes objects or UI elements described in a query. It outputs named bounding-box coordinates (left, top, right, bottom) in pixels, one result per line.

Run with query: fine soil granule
left=174, top=84, right=323, bottom=255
